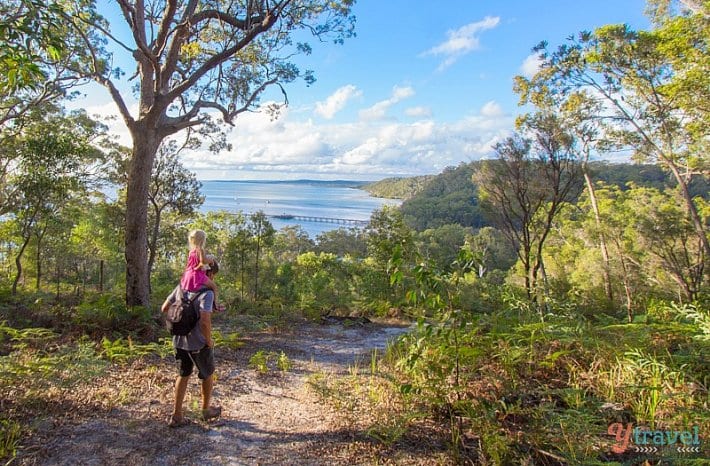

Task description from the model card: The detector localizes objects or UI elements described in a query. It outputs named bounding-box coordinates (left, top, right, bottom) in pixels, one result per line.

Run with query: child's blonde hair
left=188, top=229, right=207, bottom=249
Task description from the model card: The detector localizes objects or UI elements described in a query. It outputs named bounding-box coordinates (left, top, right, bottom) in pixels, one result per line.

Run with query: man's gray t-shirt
left=166, top=285, right=214, bottom=351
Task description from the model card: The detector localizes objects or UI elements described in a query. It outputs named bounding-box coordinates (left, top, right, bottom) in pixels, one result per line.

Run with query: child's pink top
left=180, top=248, right=207, bottom=291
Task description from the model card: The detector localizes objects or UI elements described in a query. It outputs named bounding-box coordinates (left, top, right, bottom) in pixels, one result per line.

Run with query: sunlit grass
left=309, top=299, right=710, bottom=464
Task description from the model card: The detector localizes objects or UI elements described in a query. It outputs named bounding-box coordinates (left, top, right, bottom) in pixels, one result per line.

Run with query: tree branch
left=59, top=13, right=136, bottom=128
left=153, top=0, right=179, bottom=57
left=189, top=9, right=261, bottom=30
left=159, top=0, right=199, bottom=91
left=116, top=0, right=154, bottom=62
left=166, top=8, right=279, bottom=100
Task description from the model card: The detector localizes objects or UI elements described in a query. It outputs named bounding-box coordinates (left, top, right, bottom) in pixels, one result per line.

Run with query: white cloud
left=405, top=106, right=432, bottom=118
left=359, top=85, right=415, bottom=121
left=186, top=98, right=514, bottom=180
left=520, top=53, right=542, bottom=79
left=71, top=89, right=513, bottom=181
left=314, top=84, right=362, bottom=119
left=422, top=16, right=500, bottom=71
left=391, top=86, right=415, bottom=100
left=480, top=100, right=504, bottom=117
left=79, top=101, right=134, bottom=147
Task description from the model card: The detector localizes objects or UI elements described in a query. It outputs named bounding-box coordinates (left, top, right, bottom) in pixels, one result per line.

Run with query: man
left=161, top=257, right=223, bottom=427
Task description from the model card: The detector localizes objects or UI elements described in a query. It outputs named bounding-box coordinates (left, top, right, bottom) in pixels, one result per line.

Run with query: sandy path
left=17, top=321, right=415, bottom=465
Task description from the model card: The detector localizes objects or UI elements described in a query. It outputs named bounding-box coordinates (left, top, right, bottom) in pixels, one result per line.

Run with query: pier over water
left=270, top=214, right=368, bottom=226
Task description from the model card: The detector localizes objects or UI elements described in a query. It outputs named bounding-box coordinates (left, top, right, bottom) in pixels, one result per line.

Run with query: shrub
left=74, top=293, right=153, bottom=335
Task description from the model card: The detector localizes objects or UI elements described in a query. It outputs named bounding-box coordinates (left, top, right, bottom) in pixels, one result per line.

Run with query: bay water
left=199, top=180, right=400, bottom=238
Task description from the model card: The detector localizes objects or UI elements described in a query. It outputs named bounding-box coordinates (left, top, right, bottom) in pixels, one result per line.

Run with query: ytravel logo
left=608, top=423, right=703, bottom=454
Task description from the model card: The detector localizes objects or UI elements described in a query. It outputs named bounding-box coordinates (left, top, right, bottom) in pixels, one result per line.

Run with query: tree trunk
left=523, top=257, right=532, bottom=299
left=81, top=261, right=86, bottom=295
left=253, top=239, right=261, bottom=301
left=240, top=252, right=246, bottom=301
left=125, top=130, right=160, bottom=307
left=147, top=203, right=162, bottom=292
left=99, top=259, right=104, bottom=292
left=583, top=169, right=613, bottom=303
left=12, top=235, right=31, bottom=295
left=665, top=159, right=710, bottom=268
left=619, top=256, right=633, bottom=323
left=34, top=224, right=47, bottom=291
left=35, top=238, right=42, bottom=291
left=55, top=260, right=60, bottom=298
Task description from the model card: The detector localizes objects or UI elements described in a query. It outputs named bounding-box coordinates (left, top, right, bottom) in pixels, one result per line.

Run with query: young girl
left=180, top=229, right=224, bottom=311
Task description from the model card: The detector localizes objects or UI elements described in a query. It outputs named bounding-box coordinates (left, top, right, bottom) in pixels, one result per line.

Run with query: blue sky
left=78, top=0, right=650, bottom=181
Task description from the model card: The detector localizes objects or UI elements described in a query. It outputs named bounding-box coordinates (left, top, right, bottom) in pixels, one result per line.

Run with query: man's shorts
left=175, top=346, right=215, bottom=379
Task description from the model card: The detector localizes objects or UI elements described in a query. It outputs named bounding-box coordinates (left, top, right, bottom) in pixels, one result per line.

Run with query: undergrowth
left=308, top=252, right=710, bottom=465
left=249, top=350, right=293, bottom=373
left=0, top=320, right=180, bottom=463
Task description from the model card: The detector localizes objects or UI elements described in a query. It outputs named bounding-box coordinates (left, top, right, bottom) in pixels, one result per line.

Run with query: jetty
left=270, top=214, right=368, bottom=226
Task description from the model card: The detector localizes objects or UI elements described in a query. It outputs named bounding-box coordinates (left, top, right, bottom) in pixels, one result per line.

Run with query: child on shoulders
left=180, top=229, right=224, bottom=311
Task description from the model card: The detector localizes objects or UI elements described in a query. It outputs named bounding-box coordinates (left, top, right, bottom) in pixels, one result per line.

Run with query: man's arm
left=199, top=310, right=213, bottom=348
left=161, top=288, right=178, bottom=313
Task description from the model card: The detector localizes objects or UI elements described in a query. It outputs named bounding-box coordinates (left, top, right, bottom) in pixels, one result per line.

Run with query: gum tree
left=7, top=106, right=108, bottom=293
left=514, top=75, right=616, bottom=304
left=0, top=0, right=66, bottom=96
left=473, top=113, right=583, bottom=302
left=525, top=13, right=709, bottom=274
left=57, top=0, right=355, bottom=306
left=112, top=140, right=205, bottom=278
left=1, top=0, right=93, bottom=217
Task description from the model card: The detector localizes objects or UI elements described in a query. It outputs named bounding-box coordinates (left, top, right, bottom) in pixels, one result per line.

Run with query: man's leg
left=170, top=348, right=194, bottom=426
left=193, top=346, right=221, bottom=420
left=201, top=374, right=213, bottom=411
left=173, top=375, right=189, bottom=419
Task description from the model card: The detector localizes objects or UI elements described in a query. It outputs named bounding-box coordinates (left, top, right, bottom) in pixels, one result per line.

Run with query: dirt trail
left=18, top=320, right=420, bottom=465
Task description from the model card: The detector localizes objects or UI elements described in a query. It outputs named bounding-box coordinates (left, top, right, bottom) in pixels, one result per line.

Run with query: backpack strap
left=187, top=288, right=207, bottom=308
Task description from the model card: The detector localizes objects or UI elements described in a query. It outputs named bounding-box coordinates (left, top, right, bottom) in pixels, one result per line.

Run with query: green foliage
left=74, top=293, right=153, bottom=334
left=312, top=240, right=710, bottom=464
left=0, top=325, right=107, bottom=393
left=415, top=224, right=471, bottom=272
left=590, top=162, right=709, bottom=200
left=3, top=106, right=112, bottom=295
left=361, top=175, right=434, bottom=200
left=392, top=161, right=706, bottom=237
left=401, top=163, right=484, bottom=231
left=99, top=337, right=172, bottom=363
left=213, top=330, right=243, bottom=350
left=622, top=349, right=684, bottom=429
left=0, top=321, right=57, bottom=349
left=315, top=227, right=367, bottom=259
left=292, top=251, right=353, bottom=313
left=666, top=303, right=710, bottom=341
left=277, top=351, right=293, bottom=372
left=0, top=0, right=66, bottom=92
left=528, top=17, right=710, bottom=280
left=544, top=184, right=708, bottom=311
left=0, top=418, right=21, bottom=462
left=465, top=226, right=518, bottom=277
left=248, top=350, right=292, bottom=373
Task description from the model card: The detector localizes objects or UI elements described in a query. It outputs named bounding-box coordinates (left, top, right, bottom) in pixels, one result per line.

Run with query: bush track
left=11, top=319, right=447, bottom=466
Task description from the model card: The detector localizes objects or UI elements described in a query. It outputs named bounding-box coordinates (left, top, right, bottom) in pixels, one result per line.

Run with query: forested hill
left=374, top=161, right=709, bottom=232
left=399, top=163, right=484, bottom=231
left=592, top=162, right=709, bottom=197
left=361, top=175, right=434, bottom=199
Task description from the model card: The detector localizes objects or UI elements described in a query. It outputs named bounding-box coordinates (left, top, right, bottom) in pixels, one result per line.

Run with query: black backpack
left=165, top=288, right=206, bottom=336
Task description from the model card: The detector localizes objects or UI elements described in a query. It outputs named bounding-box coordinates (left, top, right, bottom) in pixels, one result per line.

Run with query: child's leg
left=203, top=277, right=223, bottom=310
left=203, top=277, right=218, bottom=293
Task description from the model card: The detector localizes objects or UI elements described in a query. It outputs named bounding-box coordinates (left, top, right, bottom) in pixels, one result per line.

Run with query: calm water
left=200, top=180, right=400, bottom=238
